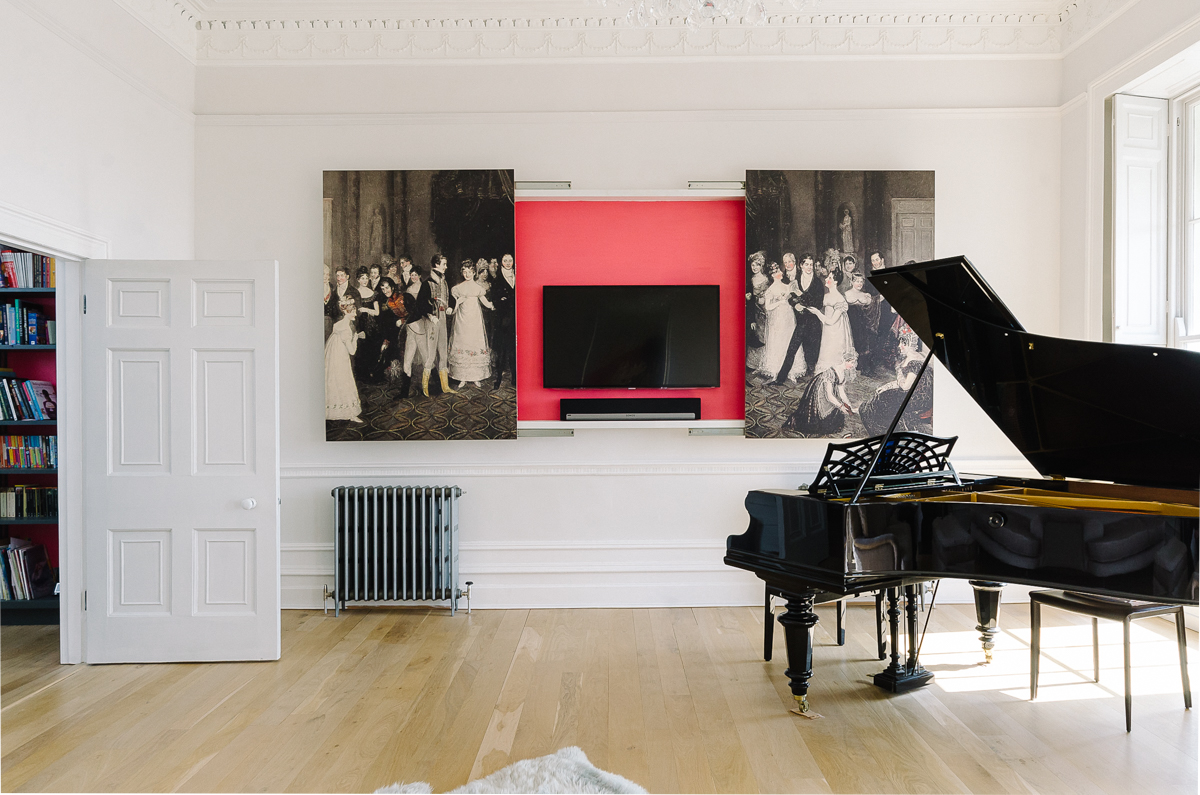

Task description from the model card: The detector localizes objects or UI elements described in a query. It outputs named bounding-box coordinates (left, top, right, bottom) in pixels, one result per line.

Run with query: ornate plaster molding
left=195, top=17, right=1064, bottom=60
left=1057, top=0, right=1132, bottom=52
left=112, top=0, right=200, bottom=59
left=114, top=0, right=1130, bottom=61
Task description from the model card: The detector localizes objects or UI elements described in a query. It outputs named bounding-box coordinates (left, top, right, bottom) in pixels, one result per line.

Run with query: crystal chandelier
left=598, top=0, right=812, bottom=26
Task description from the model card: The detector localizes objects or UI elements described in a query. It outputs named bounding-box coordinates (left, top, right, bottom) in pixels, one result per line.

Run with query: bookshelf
left=0, top=245, right=58, bottom=625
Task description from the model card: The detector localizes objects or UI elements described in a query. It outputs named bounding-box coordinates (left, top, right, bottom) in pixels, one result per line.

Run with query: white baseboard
left=280, top=542, right=764, bottom=609
left=281, top=542, right=1053, bottom=611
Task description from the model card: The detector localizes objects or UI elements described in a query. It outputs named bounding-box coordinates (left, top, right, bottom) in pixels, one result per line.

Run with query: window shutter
left=1112, top=93, right=1169, bottom=345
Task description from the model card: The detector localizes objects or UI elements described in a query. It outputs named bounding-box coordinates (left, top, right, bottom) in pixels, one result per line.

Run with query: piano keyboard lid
left=868, top=256, right=1200, bottom=492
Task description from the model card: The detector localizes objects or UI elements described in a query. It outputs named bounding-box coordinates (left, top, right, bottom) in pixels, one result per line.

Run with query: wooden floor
left=2, top=603, right=1197, bottom=794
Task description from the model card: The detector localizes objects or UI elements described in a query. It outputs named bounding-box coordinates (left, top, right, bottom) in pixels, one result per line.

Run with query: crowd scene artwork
left=323, top=170, right=517, bottom=441
left=744, top=170, right=935, bottom=439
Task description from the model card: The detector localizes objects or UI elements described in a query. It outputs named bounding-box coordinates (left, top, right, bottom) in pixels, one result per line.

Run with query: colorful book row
left=0, top=436, right=58, bottom=470
left=0, top=377, right=57, bottom=422
left=0, top=300, right=52, bottom=346
left=0, top=249, right=56, bottom=289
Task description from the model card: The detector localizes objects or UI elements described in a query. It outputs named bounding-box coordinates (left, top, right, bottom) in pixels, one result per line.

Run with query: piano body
left=725, top=256, right=1200, bottom=715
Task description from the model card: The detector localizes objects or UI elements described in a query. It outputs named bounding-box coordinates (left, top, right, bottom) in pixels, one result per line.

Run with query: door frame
left=0, top=208, right=105, bottom=665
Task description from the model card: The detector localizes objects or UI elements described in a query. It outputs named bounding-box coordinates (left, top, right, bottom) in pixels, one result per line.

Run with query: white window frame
left=1170, top=84, right=1200, bottom=352
left=1110, top=94, right=1170, bottom=346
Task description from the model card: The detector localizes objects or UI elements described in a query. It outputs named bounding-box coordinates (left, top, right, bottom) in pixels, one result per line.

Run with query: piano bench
left=1030, top=589, right=1192, bottom=732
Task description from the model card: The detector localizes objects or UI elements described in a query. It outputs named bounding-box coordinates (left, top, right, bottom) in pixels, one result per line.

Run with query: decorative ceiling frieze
left=110, top=0, right=1128, bottom=61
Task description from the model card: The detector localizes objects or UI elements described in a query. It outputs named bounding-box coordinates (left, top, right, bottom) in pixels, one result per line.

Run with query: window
left=1110, top=85, right=1200, bottom=350
left=1110, top=94, right=1169, bottom=346
left=1174, top=88, right=1200, bottom=352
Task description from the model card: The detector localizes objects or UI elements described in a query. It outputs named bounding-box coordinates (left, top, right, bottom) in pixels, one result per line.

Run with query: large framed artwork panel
left=323, top=169, right=517, bottom=441
left=744, top=170, right=935, bottom=439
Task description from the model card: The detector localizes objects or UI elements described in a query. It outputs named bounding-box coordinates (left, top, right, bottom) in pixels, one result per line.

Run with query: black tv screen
left=542, top=285, right=721, bottom=389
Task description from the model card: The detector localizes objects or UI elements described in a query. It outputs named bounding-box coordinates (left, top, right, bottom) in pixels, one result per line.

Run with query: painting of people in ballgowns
left=325, top=294, right=365, bottom=423
left=744, top=170, right=935, bottom=438
left=744, top=252, right=769, bottom=374
left=323, top=169, right=516, bottom=441
left=858, top=332, right=933, bottom=435
left=808, top=270, right=857, bottom=379
left=757, top=262, right=796, bottom=380
left=448, top=260, right=494, bottom=388
left=784, top=356, right=857, bottom=437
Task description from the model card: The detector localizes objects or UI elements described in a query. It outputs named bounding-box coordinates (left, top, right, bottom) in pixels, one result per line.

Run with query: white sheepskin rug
left=375, top=746, right=647, bottom=794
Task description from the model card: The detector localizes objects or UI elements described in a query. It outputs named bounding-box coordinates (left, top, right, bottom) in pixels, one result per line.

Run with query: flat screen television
left=542, top=285, right=721, bottom=389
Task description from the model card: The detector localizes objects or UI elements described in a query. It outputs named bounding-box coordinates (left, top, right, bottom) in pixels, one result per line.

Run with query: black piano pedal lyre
left=872, top=585, right=935, bottom=692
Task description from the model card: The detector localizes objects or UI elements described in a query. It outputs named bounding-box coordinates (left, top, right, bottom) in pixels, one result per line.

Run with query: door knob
left=241, top=498, right=257, bottom=510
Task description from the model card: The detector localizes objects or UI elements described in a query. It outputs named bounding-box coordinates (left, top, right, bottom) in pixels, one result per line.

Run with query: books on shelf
left=0, top=486, right=57, bottom=518
left=0, top=375, right=56, bottom=421
left=0, top=299, right=51, bottom=345
left=0, top=436, right=58, bottom=469
left=24, top=381, right=56, bottom=420
left=0, top=249, right=56, bottom=289
left=0, top=246, right=59, bottom=608
left=0, top=537, right=55, bottom=600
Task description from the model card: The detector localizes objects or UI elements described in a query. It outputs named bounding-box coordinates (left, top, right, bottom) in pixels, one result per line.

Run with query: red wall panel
left=514, top=200, right=746, bottom=421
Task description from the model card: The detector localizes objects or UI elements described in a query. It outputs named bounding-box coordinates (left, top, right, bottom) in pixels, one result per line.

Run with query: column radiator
left=329, top=486, right=464, bottom=616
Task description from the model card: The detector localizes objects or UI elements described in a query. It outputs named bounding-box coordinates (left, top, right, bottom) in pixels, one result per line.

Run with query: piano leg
left=764, top=587, right=775, bottom=662
left=970, top=580, right=1005, bottom=663
left=836, top=599, right=846, bottom=646
left=873, top=586, right=935, bottom=693
left=777, top=589, right=821, bottom=717
left=875, top=590, right=887, bottom=660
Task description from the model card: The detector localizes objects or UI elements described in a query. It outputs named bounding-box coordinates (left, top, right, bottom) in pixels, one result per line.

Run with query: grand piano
left=726, top=255, right=1200, bottom=716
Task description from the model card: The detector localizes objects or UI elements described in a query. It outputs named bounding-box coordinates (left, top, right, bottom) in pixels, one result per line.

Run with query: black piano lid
left=868, top=256, right=1200, bottom=491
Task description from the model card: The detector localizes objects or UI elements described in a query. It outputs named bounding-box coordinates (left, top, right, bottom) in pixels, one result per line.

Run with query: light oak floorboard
left=2, top=604, right=1196, bottom=794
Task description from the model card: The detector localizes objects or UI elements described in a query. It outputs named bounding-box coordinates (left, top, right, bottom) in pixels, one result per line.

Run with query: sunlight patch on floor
left=912, top=625, right=1197, bottom=699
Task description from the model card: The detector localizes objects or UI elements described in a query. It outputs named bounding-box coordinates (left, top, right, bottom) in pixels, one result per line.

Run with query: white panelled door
left=83, top=261, right=279, bottom=663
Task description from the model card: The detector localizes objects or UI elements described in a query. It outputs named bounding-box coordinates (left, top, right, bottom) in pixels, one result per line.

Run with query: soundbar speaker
left=560, top=397, right=701, bottom=421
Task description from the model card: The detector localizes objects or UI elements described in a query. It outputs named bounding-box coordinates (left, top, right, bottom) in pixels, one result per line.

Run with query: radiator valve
left=465, top=581, right=473, bottom=614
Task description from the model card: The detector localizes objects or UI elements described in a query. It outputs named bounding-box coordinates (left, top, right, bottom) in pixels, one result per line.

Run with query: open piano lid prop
left=869, top=256, right=1200, bottom=491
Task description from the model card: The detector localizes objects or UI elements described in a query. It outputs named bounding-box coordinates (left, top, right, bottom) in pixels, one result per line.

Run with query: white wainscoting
left=280, top=456, right=1040, bottom=611
left=281, top=540, right=760, bottom=610
left=281, top=540, right=1042, bottom=611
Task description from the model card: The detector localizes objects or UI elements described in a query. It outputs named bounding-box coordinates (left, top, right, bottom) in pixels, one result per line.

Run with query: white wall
left=5, top=0, right=1191, bottom=627
left=193, top=59, right=1059, bottom=609
left=0, top=0, right=196, bottom=663
left=0, top=0, right=195, bottom=259
left=1057, top=0, right=1200, bottom=341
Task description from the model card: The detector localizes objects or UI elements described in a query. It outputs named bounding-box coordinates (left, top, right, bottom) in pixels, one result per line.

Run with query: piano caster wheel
left=790, top=694, right=823, bottom=720
left=984, top=648, right=994, bottom=664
